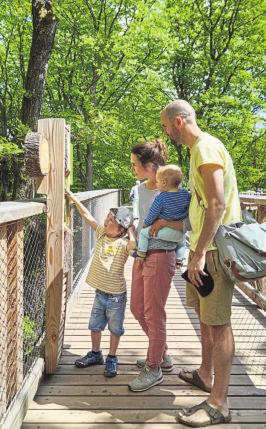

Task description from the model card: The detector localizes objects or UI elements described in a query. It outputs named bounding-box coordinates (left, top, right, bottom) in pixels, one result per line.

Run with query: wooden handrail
left=239, top=193, right=266, bottom=224
left=0, top=201, right=46, bottom=225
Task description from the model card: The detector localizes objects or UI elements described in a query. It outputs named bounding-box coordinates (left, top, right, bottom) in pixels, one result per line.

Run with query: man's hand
left=149, top=219, right=167, bottom=236
left=187, top=253, right=207, bottom=287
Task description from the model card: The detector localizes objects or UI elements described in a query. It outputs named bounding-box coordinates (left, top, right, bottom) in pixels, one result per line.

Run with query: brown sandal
left=179, top=369, right=212, bottom=393
left=176, top=400, right=231, bottom=427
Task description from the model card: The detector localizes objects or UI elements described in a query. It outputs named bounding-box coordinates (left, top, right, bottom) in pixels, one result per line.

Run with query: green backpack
left=214, top=222, right=266, bottom=282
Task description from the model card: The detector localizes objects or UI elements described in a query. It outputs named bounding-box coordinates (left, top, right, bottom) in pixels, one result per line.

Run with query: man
left=160, top=100, right=241, bottom=427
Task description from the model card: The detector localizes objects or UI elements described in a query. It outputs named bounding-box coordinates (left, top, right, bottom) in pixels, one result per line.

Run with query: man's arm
left=188, top=165, right=225, bottom=287
left=65, top=189, right=98, bottom=231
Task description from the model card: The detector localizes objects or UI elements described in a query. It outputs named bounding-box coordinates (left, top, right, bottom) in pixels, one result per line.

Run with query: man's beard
left=170, top=129, right=182, bottom=146
left=171, top=138, right=182, bottom=147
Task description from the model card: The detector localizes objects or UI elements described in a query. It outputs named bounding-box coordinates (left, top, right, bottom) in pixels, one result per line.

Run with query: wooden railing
left=238, top=193, right=266, bottom=309
left=0, top=189, right=120, bottom=429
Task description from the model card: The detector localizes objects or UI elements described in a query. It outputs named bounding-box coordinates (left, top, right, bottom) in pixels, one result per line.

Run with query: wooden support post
left=0, top=225, right=7, bottom=422
left=38, top=118, right=65, bottom=374
left=6, top=221, right=24, bottom=404
left=64, top=125, right=73, bottom=298
left=257, top=205, right=266, bottom=223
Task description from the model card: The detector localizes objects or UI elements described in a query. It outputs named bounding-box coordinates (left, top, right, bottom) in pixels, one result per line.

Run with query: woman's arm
left=148, top=219, right=184, bottom=236
left=65, top=189, right=98, bottom=231
left=126, top=225, right=137, bottom=251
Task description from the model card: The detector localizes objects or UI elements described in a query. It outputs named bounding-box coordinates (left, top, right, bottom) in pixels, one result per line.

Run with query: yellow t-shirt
left=86, top=225, right=129, bottom=294
left=189, top=133, right=241, bottom=251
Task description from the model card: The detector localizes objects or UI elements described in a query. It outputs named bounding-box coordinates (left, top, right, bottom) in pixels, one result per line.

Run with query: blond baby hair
left=157, top=164, right=183, bottom=188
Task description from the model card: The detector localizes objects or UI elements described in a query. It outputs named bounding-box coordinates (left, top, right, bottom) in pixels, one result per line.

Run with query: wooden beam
left=237, top=282, right=266, bottom=311
left=38, top=119, right=65, bottom=374
left=25, top=131, right=50, bottom=176
left=0, top=202, right=46, bottom=225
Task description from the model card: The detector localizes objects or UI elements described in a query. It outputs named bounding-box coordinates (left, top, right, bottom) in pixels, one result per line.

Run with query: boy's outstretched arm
left=126, top=225, right=137, bottom=252
left=65, top=189, right=98, bottom=230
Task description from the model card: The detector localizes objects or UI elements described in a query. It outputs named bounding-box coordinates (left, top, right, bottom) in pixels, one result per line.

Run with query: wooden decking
left=22, top=259, right=266, bottom=429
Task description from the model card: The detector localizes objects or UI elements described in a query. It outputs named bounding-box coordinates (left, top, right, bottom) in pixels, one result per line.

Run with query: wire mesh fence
left=0, top=189, right=120, bottom=422
left=23, top=213, right=46, bottom=375
left=0, top=213, right=46, bottom=419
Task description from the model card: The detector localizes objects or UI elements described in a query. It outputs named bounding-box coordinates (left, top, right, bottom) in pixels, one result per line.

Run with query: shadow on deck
left=22, top=259, right=266, bottom=429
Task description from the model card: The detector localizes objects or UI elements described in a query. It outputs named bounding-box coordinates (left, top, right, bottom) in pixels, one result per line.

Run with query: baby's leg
left=175, top=239, right=187, bottom=268
left=137, top=226, right=152, bottom=259
left=155, top=226, right=184, bottom=243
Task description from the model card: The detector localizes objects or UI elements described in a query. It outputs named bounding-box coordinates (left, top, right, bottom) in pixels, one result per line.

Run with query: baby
left=136, top=164, right=191, bottom=264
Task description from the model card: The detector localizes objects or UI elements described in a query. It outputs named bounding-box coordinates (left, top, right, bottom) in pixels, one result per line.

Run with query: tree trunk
left=86, top=142, right=93, bottom=190
left=20, top=0, right=58, bottom=131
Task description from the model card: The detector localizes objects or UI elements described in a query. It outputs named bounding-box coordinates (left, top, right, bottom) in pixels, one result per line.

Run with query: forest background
left=0, top=0, right=265, bottom=201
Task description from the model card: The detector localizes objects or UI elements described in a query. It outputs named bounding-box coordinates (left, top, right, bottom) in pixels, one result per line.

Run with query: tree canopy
left=0, top=0, right=265, bottom=200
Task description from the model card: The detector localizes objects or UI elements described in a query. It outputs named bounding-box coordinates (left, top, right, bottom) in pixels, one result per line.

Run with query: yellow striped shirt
left=86, top=225, right=129, bottom=294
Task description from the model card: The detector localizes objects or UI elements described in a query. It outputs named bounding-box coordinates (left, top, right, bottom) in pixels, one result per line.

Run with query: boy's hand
left=65, top=189, right=75, bottom=202
left=127, top=225, right=136, bottom=234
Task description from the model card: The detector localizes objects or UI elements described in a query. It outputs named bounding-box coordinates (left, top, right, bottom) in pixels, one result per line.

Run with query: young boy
left=65, top=190, right=136, bottom=377
left=136, top=165, right=191, bottom=264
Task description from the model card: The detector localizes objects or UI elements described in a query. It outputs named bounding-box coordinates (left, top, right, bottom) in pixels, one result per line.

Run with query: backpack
left=214, top=222, right=266, bottom=282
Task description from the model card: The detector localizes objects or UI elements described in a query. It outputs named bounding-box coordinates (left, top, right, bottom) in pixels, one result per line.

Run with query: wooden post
left=64, top=125, right=73, bottom=298
left=6, top=221, right=24, bottom=404
left=257, top=205, right=266, bottom=223
left=38, top=118, right=65, bottom=374
left=0, top=225, right=7, bottom=422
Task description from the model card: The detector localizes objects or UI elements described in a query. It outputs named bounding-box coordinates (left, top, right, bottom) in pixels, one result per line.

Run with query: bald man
left=160, top=100, right=241, bottom=427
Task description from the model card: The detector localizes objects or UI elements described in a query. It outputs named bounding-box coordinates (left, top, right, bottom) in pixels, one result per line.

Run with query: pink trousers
left=130, top=251, right=176, bottom=368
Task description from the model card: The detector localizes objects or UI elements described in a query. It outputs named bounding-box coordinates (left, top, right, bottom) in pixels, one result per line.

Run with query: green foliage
left=23, top=315, right=37, bottom=357
left=0, top=137, right=23, bottom=159
left=0, top=0, right=265, bottom=197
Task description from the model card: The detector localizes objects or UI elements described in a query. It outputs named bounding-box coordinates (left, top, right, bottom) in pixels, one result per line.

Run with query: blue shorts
left=89, top=290, right=127, bottom=336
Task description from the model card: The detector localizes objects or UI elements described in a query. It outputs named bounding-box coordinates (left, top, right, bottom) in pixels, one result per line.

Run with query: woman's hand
left=149, top=219, right=167, bottom=236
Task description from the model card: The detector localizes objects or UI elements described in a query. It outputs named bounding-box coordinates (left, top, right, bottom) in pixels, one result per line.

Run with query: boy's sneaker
left=104, top=355, right=118, bottom=377
left=136, top=354, right=174, bottom=372
left=74, top=351, right=104, bottom=368
left=128, top=365, right=163, bottom=392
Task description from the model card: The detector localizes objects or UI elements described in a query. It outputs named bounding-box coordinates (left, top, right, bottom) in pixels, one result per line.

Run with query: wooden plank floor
left=22, top=259, right=266, bottom=429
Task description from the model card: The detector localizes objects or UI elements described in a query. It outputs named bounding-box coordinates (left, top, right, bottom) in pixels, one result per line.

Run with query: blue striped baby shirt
left=144, top=188, right=191, bottom=226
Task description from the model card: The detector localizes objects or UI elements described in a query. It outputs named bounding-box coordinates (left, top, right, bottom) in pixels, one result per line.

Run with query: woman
left=128, top=139, right=182, bottom=392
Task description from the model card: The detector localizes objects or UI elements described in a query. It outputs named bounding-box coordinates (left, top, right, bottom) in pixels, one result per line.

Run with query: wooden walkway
left=22, top=259, right=266, bottom=429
